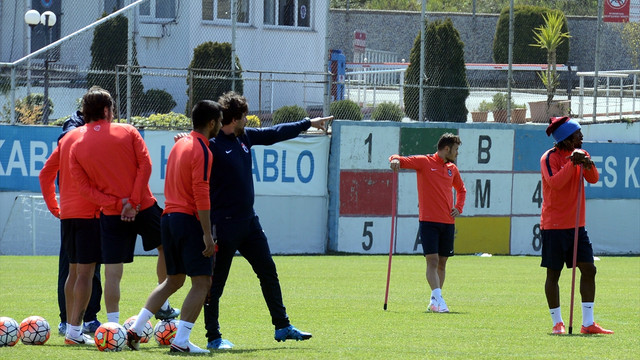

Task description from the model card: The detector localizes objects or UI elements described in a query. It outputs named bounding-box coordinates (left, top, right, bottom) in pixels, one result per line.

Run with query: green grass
left=0, top=255, right=638, bottom=359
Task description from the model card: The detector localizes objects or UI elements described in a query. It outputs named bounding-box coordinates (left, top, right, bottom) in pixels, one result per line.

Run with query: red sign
left=604, top=0, right=630, bottom=22
left=353, top=31, right=367, bottom=53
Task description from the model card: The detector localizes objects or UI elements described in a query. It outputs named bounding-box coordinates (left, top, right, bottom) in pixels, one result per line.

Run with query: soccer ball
left=122, top=315, right=153, bottom=343
left=19, top=316, right=50, bottom=345
left=0, top=317, right=20, bottom=347
left=94, top=322, right=126, bottom=352
left=153, top=319, right=178, bottom=345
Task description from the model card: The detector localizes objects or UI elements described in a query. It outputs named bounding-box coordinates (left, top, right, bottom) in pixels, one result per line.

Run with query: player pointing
left=389, top=133, right=466, bottom=313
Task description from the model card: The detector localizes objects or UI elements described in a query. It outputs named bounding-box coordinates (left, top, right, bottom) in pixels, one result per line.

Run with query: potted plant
left=471, top=100, right=491, bottom=122
left=529, top=11, right=571, bottom=123
left=511, top=103, right=527, bottom=124
left=490, top=93, right=510, bottom=123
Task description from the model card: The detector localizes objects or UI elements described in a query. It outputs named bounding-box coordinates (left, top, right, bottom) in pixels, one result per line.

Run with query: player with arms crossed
left=127, top=100, right=223, bottom=354
left=203, top=91, right=333, bottom=349
left=389, top=133, right=466, bottom=313
left=69, top=86, right=179, bottom=325
left=540, top=116, right=613, bottom=335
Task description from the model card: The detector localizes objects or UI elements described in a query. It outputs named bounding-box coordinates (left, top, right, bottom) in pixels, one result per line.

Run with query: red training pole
left=384, top=171, right=398, bottom=310
left=568, top=166, right=584, bottom=334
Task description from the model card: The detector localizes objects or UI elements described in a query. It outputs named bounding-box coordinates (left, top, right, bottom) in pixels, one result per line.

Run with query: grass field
left=0, top=255, right=638, bottom=359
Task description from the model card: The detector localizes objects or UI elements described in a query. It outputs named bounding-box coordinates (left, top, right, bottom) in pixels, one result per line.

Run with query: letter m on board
left=475, top=179, right=490, bottom=208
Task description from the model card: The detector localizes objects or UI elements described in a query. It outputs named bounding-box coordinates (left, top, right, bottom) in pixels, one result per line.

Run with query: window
left=264, top=0, right=310, bottom=27
left=139, top=0, right=176, bottom=19
left=104, top=0, right=124, bottom=13
left=202, top=0, right=249, bottom=23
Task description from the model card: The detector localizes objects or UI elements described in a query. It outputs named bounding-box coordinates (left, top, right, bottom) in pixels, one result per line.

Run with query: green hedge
left=493, top=5, right=569, bottom=64
left=404, top=18, right=469, bottom=122
left=272, top=105, right=309, bottom=125
left=330, top=99, right=362, bottom=120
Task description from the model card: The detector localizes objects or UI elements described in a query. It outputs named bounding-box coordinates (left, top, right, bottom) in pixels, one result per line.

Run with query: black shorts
left=60, top=218, right=101, bottom=264
left=540, top=227, right=594, bottom=271
left=100, top=203, right=163, bottom=264
left=419, top=221, right=455, bottom=257
left=161, top=213, right=213, bottom=277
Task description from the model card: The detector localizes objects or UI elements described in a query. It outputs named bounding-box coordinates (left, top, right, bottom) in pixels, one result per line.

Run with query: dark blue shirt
left=208, top=119, right=311, bottom=223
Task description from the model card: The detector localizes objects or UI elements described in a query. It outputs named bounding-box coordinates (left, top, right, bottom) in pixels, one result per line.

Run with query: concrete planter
left=471, top=111, right=488, bottom=122
left=528, top=100, right=571, bottom=123
left=492, top=109, right=508, bottom=123
left=511, top=108, right=527, bottom=124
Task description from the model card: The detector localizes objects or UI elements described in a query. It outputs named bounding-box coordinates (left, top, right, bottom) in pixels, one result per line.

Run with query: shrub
left=476, top=100, right=492, bottom=112
left=87, top=14, right=144, bottom=115
left=188, top=42, right=243, bottom=114
left=272, top=105, right=309, bottom=125
left=141, top=89, right=177, bottom=115
left=246, top=114, right=261, bottom=128
left=371, top=102, right=403, bottom=121
left=130, top=112, right=192, bottom=130
left=404, top=19, right=469, bottom=122
left=1, top=93, right=54, bottom=124
left=330, top=99, right=362, bottom=120
left=493, top=5, right=569, bottom=65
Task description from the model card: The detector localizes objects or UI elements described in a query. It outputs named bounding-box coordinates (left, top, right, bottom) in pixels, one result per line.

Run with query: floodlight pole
left=42, top=14, right=52, bottom=125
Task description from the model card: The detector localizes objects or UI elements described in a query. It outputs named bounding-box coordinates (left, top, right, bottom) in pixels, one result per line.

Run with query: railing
left=577, top=70, right=639, bottom=120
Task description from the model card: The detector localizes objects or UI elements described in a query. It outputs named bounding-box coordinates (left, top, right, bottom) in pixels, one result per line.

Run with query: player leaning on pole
left=389, top=133, right=466, bottom=313
left=43, top=111, right=104, bottom=338
left=126, top=100, right=223, bottom=354
left=68, top=86, right=179, bottom=325
left=540, top=116, right=613, bottom=335
left=202, top=91, right=333, bottom=349
left=39, top=112, right=100, bottom=346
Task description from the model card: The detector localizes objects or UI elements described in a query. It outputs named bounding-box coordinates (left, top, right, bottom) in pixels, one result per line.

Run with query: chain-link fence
left=1, top=2, right=638, bottom=126
left=0, top=0, right=331, bottom=128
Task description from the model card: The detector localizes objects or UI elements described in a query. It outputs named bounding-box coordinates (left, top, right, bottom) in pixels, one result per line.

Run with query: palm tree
left=530, top=12, right=571, bottom=111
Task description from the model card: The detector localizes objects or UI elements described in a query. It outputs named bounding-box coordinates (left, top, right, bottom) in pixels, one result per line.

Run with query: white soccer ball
left=94, top=322, right=126, bottom=352
left=19, top=316, right=50, bottom=345
left=0, top=317, right=20, bottom=347
left=122, top=315, right=153, bottom=343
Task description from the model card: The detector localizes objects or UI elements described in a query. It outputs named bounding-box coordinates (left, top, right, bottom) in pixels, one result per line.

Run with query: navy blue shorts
left=61, top=218, right=101, bottom=264
left=100, top=203, right=163, bottom=264
left=419, top=221, right=455, bottom=257
left=541, top=227, right=594, bottom=271
left=161, top=213, right=213, bottom=277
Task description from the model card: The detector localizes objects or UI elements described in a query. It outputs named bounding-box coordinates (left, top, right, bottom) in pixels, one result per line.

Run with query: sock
left=67, top=324, right=82, bottom=339
left=106, top=312, right=119, bottom=324
left=549, top=307, right=563, bottom=326
left=133, top=308, right=154, bottom=336
left=431, top=288, right=442, bottom=302
left=582, top=302, right=594, bottom=327
left=172, top=319, right=193, bottom=348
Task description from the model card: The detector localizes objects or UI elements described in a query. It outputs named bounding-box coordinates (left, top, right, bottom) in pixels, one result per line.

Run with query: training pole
left=384, top=171, right=398, bottom=310
left=568, top=166, right=584, bottom=334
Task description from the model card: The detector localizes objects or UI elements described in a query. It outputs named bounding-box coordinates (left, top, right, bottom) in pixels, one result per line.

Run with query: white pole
left=593, top=0, right=604, bottom=121
left=231, top=0, right=237, bottom=92
left=507, top=0, right=514, bottom=123
left=419, top=0, right=426, bottom=122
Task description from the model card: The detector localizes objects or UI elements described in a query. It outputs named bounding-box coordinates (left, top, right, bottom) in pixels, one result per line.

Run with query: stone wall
left=328, top=9, right=633, bottom=72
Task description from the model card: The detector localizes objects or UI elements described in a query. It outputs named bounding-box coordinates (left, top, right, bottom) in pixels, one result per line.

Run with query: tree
left=620, top=22, right=640, bottom=69
left=530, top=11, right=571, bottom=108
left=493, top=6, right=569, bottom=65
left=404, top=19, right=469, bottom=122
left=87, top=14, right=144, bottom=117
left=188, top=42, right=243, bottom=114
